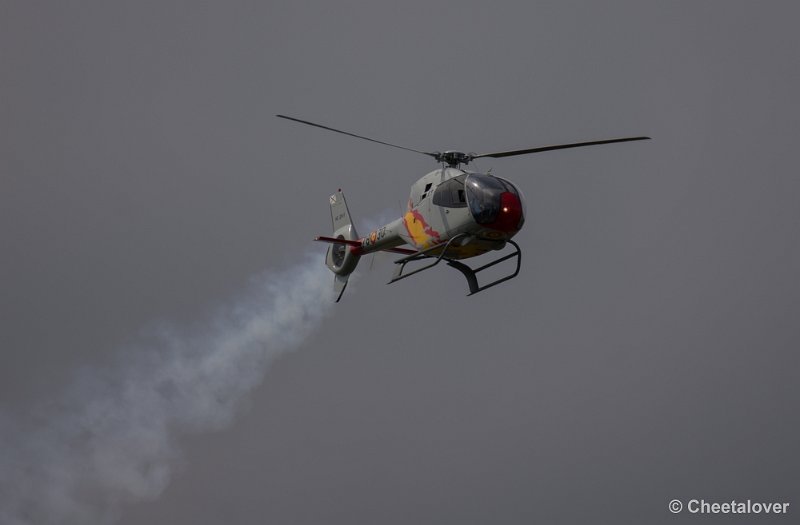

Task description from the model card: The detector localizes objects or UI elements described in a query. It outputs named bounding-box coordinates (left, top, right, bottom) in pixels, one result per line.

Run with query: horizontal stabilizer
left=315, top=235, right=362, bottom=247
left=315, top=235, right=416, bottom=255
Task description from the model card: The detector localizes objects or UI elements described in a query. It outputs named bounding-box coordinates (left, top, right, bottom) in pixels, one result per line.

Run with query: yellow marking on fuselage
left=403, top=209, right=440, bottom=249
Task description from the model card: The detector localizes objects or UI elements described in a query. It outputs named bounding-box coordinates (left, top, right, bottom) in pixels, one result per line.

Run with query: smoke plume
left=0, top=253, right=334, bottom=524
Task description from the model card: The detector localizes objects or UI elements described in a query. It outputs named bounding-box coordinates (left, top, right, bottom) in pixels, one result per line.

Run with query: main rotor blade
left=276, top=114, right=437, bottom=159
left=472, top=136, right=651, bottom=160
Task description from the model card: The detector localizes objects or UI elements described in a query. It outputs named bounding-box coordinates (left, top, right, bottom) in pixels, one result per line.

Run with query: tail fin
left=332, top=274, right=350, bottom=302
left=323, top=190, right=361, bottom=302
left=330, top=189, right=357, bottom=237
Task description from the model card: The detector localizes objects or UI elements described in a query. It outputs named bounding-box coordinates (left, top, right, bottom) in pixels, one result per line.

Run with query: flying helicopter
left=277, top=114, right=650, bottom=302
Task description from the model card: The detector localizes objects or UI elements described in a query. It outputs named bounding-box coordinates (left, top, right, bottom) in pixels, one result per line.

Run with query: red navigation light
left=489, top=192, right=523, bottom=233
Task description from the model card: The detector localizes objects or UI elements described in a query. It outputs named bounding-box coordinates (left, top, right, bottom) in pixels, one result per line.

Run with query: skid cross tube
left=388, top=236, right=522, bottom=295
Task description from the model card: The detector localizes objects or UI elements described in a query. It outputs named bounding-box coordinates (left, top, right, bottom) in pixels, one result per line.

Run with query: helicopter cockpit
left=464, top=174, right=525, bottom=232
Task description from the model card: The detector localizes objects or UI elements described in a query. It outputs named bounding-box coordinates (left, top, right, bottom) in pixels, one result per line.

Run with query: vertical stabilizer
left=324, top=190, right=361, bottom=302
left=329, top=189, right=358, bottom=240
left=333, top=274, right=349, bottom=302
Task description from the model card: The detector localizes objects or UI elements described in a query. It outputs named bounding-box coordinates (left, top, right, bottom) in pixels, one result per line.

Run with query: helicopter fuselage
left=356, top=168, right=525, bottom=260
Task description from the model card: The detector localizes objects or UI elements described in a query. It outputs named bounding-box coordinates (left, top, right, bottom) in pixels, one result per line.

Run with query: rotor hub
left=434, top=151, right=474, bottom=167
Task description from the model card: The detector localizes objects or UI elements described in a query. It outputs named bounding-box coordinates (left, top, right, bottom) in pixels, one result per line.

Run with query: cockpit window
left=464, top=174, right=523, bottom=225
left=432, top=174, right=468, bottom=208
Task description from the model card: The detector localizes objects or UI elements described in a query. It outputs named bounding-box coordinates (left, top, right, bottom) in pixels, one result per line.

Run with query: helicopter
left=277, top=114, right=650, bottom=302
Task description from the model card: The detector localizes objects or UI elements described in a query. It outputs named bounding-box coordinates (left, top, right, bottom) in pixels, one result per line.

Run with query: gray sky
left=1, top=1, right=799, bottom=524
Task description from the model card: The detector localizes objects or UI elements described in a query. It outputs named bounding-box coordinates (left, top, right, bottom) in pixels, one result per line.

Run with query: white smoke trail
left=0, top=252, right=335, bottom=525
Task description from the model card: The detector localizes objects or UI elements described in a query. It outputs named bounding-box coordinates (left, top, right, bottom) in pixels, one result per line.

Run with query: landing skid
left=388, top=233, right=522, bottom=296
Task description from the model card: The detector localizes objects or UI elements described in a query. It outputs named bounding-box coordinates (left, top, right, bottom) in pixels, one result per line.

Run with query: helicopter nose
left=491, top=192, right=524, bottom=233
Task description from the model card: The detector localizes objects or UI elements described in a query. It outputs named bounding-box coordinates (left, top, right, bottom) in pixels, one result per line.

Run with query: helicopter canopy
left=465, top=174, right=525, bottom=231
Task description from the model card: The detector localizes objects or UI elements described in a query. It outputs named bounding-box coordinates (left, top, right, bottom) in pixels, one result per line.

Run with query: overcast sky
left=1, top=1, right=799, bottom=524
